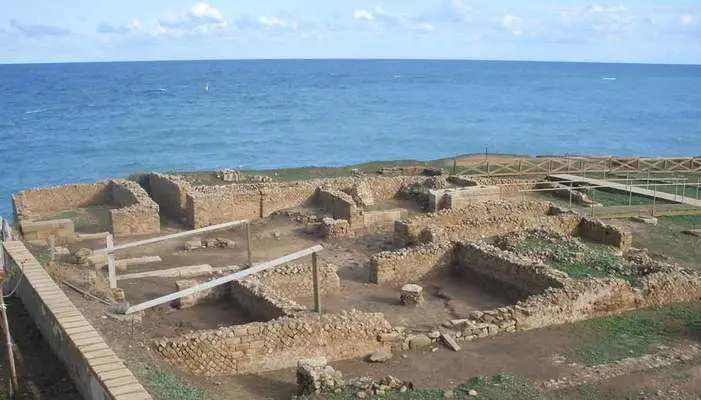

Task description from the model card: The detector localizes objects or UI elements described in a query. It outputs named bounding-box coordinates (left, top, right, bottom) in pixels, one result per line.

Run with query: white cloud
left=681, top=14, right=694, bottom=26
left=157, top=2, right=229, bottom=33
left=353, top=9, right=375, bottom=22
left=588, top=5, right=627, bottom=14
left=97, top=3, right=303, bottom=38
left=352, top=7, right=434, bottom=32
left=188, top=2, right=225, bottom=23
left=257, top=16, right=298, bottom=31
left=501, top=14, right=524, bottom=35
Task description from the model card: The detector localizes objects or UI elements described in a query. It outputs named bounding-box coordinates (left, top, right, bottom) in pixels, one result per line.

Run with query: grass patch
left=571, top=302, right=701, bottom=366
left=515, top=232, right=633, bottom=282
left=145, top=369, right=205, bottom=400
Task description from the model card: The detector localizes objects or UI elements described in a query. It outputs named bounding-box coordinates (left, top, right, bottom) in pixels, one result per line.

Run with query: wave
left=602, top=77, right=617, bottom=81
left=24, top=109, right=48, bottom=115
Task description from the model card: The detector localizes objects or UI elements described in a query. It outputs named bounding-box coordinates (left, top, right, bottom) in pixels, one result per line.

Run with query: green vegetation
left=587, top=188, right=675, bottom=207
left=145, top=369, right=206, bottom=400
left=571, top=303, right=701, bottom=366
left=515, top=232, right=633, bottom=282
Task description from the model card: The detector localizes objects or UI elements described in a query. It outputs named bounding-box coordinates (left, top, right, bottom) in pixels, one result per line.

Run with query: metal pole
left=569, top=184, right=573, bottom=209
left=682, top=180, right=686, bottom=202
left=591, top=187, right=596, bottom=217
left=312, top=252, right=321, bottom=313
left=246, top=222, right=252, bottom=267
left=652, top=184, right=657, bottom=217
left=697, top=177, right=700, bottom=200
left=452, top=159, right=457, bottom=175
left=647, top=171, right=650, bottom=190
left=675, top=178, right=679, bottom=201
left=627, top=172, right=632, bottom=206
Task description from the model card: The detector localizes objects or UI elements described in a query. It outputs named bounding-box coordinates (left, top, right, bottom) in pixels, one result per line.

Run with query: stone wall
left=19, top=219, right=75, bottom=244
left=453, top=241, right=568, bottom=297
left=370, top=241, right=454, bottom=285
left=257, top=263, right=341, bottom=299
left=317, top=187, right=362, bottom=226
left=108, top=180, right=160, bottom=238
left=393, top=201, right=581, bottom=248
left=229, top=277, right=306, bottom=321
left=12, top=181, right=112, bottom=221
left=577, top=218, right=632, bottom=250
left=147, top=173, right=191, bottom=222
left=474, top=177, right=540, bottom=195
left=153, top=310, right=391, bottom=376
left=427, top=186, right=501, bottom=212
left=183, top=176, right=426, bottom=228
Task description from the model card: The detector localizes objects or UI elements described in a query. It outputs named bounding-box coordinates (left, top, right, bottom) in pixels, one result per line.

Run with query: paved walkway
left=549, top=173, right=701, bottom=208
left=2, top=240, right=153, bottom=400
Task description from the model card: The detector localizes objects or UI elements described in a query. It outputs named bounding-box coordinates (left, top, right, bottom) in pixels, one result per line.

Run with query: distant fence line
left=457, top=157, right=701, bottom=177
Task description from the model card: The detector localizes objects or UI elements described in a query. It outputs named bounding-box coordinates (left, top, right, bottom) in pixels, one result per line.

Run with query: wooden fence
left=457, top=157, right=701, bottom=177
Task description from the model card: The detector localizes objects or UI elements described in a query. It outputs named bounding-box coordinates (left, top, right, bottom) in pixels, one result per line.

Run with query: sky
left=1, top=1, right=701, bottom=64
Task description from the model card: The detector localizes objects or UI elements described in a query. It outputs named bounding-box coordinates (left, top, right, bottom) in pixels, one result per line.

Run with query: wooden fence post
left=106, top=234, right=117, bottom=289
left=312, top=252, right=321, bottom=313
left=246, top=222, right=252, bottom=267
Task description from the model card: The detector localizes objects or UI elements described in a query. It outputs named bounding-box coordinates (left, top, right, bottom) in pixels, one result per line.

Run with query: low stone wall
left=321, top=218, right=351, bottom=239
left=442, top=270, right=701, bottom=343
left=184, top=176, right=425, bottom=228
left=19, top=219, right=75, bottom=244
left=453, top=241, right=568, bottom=297
left=12, top=181, right=112, bottom=221
left=474, top=177, right=540, bottom=195
left=108, top=180, right=160, bottom=238
left=317, top=187, right=362, bottom=226
left=3, top=241, right=153, bottom=400
left=636, top=270, right=701, bottom=307
left=14, top=180, right=160, bottom=239
left=153, top=310, right=391, bottom=376
left=229, top=277, right=306, bottom=321
left=257, top=263, right=341, bottom=299
left=370, top=241, right=454, bottom=285
left=577, top=218, right=632, bottom=250
left=147, top=173, right=191, bottom=222
left=393, top=201, right=580, bottom=248
left=427, top=186, right=501, bottom=212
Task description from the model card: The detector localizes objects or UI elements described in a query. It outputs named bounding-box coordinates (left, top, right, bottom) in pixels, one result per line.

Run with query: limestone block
left=20, top=219, right=76, bottom=244
left=400, top=284, right=424, bottom=307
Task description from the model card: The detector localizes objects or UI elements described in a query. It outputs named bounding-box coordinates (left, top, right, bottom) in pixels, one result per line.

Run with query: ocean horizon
left=2, top=59, right=700, bottom=218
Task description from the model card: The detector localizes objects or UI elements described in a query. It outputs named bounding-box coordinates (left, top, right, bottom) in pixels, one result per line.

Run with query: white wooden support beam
left=94, top=219, right=249, bottom=254
left=106, top=234, right=117, bottom=289
left=124, top=244, right=324, bottom=314
left=312, top=252, right=321, bottom=313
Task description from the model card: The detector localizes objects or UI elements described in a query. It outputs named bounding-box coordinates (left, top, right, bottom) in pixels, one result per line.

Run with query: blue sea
left=1, top=59, right=700, bottom=218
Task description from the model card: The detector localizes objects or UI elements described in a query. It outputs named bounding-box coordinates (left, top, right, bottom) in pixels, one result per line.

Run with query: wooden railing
left=457, top=157, right=701, bottom=177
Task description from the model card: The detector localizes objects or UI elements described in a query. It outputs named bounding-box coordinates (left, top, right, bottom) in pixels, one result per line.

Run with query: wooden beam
left=246, top=222, right=252, bottom=267
left=106, top=234, right=117, bottom=289
left=94, top=219, right=249, bottom=254
left=124, top=244, right=324, bottom=314
left=117, top=264, right=213, bottom=281
left=312, top=252, right=321, bottom=313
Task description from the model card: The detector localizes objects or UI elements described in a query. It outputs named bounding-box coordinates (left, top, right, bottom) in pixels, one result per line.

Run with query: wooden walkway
left=549, top=173, right=701, bottom=208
